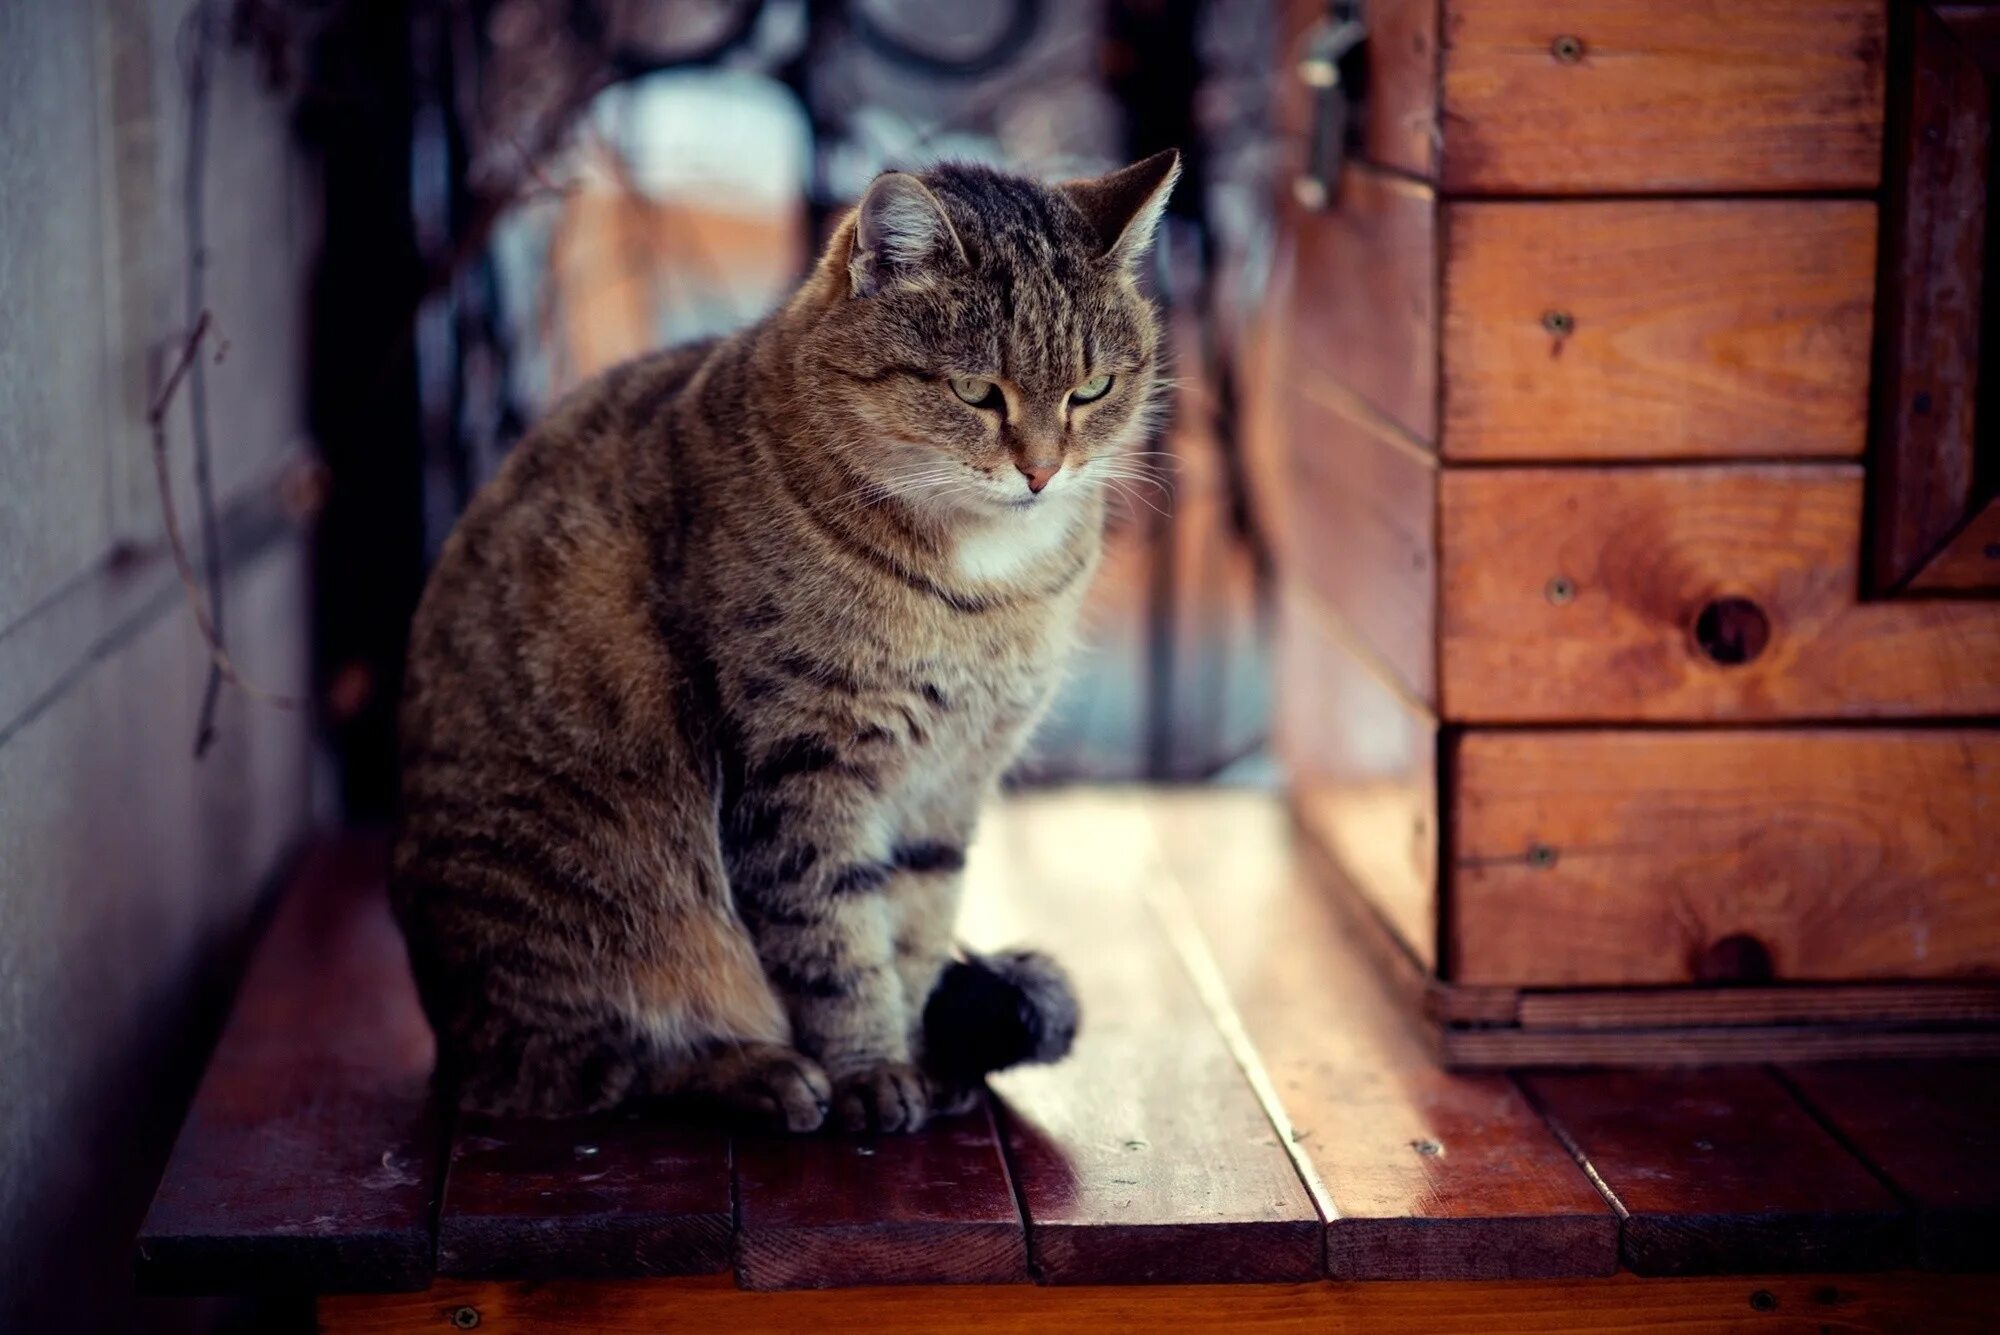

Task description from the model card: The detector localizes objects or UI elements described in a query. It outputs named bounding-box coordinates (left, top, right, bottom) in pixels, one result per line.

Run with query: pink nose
left=1017, top=460, right=1062, bottom=494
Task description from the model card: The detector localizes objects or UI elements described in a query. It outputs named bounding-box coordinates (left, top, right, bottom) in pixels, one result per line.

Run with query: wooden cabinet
left=1274, top=0, right=2000, bottom=1062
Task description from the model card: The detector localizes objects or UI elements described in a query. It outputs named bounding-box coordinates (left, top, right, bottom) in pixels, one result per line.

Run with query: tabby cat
left=391, top=149, right=1180, bottom=1133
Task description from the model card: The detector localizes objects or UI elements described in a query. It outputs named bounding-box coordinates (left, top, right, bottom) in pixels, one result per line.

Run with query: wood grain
left=436, top=1112, right=731, bottom=1280
left=1437, top=0, right=1886, bottom=194
left=1441, top=201, right=1877, bottom=461
left=963, top=797, right=1323, bottom=1285
left=1437, top=466, right=2000, bottom=721
left=1277, top=585, right=1439, bottom=972
left=1285, top=383, right=1437, bottom=702
left=1522, top=1068, right=1909, bottom=1275
left=1149, top=792, right=1618, bottom=1281
left=1292, top=166, right=1438, bottom=445
left=1784, top=1061, right=2000, bottom=1271
left=1868, top=0, right=1993, bottom=592
left=135, top=836, right=443, bottom=1294
left=1448, top=729, right=2000, bottom=987
left=732, top=1101, right=1028, bottom=1290
left=321, top=1271, right=2000, bottom=1335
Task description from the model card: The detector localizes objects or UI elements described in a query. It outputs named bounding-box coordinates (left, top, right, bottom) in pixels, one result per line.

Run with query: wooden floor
left=136, top=792, right=2000, bottom=1330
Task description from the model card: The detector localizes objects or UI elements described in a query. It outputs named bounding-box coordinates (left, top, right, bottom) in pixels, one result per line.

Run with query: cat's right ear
left=847, top=172, right=965, bottom=297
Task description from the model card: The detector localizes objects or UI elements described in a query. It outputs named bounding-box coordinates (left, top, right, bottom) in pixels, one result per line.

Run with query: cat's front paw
left=831, top=1061, right=930, bottom=1133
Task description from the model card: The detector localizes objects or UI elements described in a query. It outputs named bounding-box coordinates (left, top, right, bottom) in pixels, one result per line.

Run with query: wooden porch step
left=136, top=791, right=2000, bottom=1311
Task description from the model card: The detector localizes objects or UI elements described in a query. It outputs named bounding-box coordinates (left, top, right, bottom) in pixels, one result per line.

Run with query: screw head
left=1748, top=1289, right=1778, bottom=1313
left=1545, top=575, right=1576, bottom=605
left=1411, top=1138, right=1444, bottom=1156
left=1542, top=308, right=1576, bottom=337
left=1551, top=34, right=1586, bottom=63
left=1526, top=843, right=1559, bottom=870
left=451, top=1307, right=482, bottom=1330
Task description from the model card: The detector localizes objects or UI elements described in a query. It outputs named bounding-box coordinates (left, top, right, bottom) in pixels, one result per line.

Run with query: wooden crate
left=1272, top=0, right=2000, bottom=1063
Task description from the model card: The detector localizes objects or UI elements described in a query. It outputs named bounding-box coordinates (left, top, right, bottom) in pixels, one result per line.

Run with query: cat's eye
left=1071, top=373, right=1114, bottom=404
left=950, top=376, right=999, bottom=407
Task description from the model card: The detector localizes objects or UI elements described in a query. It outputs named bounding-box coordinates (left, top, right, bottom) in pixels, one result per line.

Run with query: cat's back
left=400, top=339, right=722, bottom=762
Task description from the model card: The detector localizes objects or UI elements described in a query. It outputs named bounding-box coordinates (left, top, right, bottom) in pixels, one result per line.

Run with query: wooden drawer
left=1438, top=465, right=2000, bottom=722
left=1319, top=0, right=1886, bottom=195
left=1298, top=170, right=1877, bottom=462
left=1442, top=201, right=1878, bottom=462
left=1449, top=730, right=2000, bottom=987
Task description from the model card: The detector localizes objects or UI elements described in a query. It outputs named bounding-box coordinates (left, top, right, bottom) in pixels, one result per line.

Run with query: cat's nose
left=1016, top=459, right=1062, bottom=494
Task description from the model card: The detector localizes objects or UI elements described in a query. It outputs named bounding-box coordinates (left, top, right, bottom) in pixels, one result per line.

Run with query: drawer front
left=1450, top=729, right=2000, bottom=987
left=1438, top=0, right=1886, bottom=194
left=1439, top=465, right=2000, bottom=721
left=1442, top=201, right=1877, bottom=461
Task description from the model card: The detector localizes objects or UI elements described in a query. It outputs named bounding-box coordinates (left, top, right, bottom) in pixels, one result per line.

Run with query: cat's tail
left=921, top=948, right=1079, bottom=1093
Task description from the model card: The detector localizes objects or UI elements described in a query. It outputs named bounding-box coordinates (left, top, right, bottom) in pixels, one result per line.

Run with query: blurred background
left=320, top=0, right=1286, bottom=807
left=0, top=0, right=1291, bottom=1328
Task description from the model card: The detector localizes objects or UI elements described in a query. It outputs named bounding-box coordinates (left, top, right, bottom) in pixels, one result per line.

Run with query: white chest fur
left=951, top=499, right=1078, bottom=586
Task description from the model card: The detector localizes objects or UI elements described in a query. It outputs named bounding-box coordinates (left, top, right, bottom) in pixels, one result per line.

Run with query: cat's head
left=792, top=151, right=1180, bottom=519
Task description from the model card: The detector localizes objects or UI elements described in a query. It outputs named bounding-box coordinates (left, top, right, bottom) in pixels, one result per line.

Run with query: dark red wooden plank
left=968, top=797, right=1323, bottom=1285
left=1523, top=1068, right=1912, bottom=1276
left=436, top=1112, right=731, bottom=1279
left=1151, top=794, right=1618, bottom=1281
left=135, top=836, right=444, bottom=1293
left=732, top=1102, right=1028, bottom=1290
left=1784, top=1061, right=2000, bottom=1271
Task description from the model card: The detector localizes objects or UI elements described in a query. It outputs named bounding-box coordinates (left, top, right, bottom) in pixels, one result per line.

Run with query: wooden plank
left=135, top=836, right=443, bottom=1294
left=1286, top=382, right=1437, bottom=702
left=1867, top=0, right=1993, bottom=592
left=1443, top=1026, right=2000, bottom=1070
left=733, top=1103, right=1028, bottom=1290
left=1437, top=465, right=2000, bottom=722
left=1522, top=1068, right=1910, bottom=1275
left=1437, top=0, right=1886, bottom=194
left=1784, top=1061, right=2000, bottom=1272
left=963, top=797, right=1322, bottom=1285
left=1516, top=983, right=2000, bottom=1033
left=1292, top=165, right=1438, bottom=445
left=1354, top=0, right=1440, bottom=179
left=322, top=1271, right=2000, bottom=1335
left=1441, top=200, right=1876, bottom=462
left=1277, top=584, right=1439, bottom=972
left=1148, top=791, right=1618, bottom=1281
left=1448, top=729, right=2000, bottom=987
left=436, top=1113, right=731, bottom=1280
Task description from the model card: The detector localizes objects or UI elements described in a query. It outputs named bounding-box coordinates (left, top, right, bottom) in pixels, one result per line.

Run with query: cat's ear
left=848, top=171, right=966, bottom=297
left=1062, top=148, right=1181, bottom=273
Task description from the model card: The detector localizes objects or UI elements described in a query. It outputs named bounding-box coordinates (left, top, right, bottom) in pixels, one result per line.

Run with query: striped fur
left=392, top=152, right=1179, bottom=1132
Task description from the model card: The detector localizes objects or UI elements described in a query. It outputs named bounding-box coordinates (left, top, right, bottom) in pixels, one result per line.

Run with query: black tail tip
left=922, top=948, right=1079, bottom=1087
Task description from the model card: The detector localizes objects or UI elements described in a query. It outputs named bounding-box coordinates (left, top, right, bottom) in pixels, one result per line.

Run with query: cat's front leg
left=731, top=808, right=930, bottom=1132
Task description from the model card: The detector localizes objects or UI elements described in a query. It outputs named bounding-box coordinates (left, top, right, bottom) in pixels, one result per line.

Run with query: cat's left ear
left=848, top=171, right=967, bottom=297
left=1062, top=148, right=1181, bottom=273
